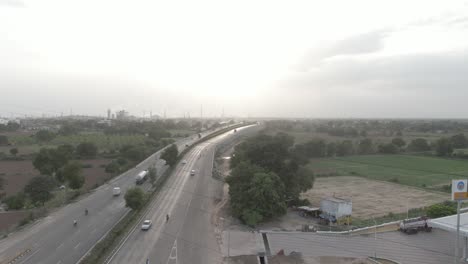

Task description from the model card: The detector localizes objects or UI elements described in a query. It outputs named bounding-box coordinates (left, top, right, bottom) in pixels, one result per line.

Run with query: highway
left=0, top=128, right=232, bottom=264
left=108, top=125, right=256, bottom=264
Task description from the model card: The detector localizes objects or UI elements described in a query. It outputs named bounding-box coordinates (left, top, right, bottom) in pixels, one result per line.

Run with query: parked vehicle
left=113, top=187, right=121, bottom=196
left=400, top=216, right=432, bottom=234
left=136, top=170, right=148, bottom=184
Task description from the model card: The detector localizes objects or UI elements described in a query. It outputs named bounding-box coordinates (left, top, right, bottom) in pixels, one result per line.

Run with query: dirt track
left=302, top=176, right=448, bottom=219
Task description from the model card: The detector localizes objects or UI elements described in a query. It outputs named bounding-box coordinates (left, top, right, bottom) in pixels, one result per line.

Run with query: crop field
left=307, top=154, right=468, bottom=188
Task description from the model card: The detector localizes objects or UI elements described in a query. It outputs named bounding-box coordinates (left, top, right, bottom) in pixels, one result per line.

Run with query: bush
left=3, top=192, right=25, bottom=210
left=426, top=203, right=456, bottom=218
left=82, top=164, right=93, bottom=168
left=389, top=177, right=399, bottom=183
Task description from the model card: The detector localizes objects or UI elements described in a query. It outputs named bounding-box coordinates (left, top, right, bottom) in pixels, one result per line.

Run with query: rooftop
left=429, top=212, right=468, bottom=237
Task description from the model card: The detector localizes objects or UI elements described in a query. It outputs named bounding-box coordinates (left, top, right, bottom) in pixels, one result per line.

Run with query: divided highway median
left=78, top=123, right=254, bottom=264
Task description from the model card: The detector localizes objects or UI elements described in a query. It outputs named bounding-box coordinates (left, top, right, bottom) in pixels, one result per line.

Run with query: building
left=320, top=196, right=352, bottom=225
left=107, top=109, right=111, bottom=119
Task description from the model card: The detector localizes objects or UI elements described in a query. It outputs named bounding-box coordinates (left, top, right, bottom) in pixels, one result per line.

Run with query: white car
left=190, top=169, right=195, bottom=176
left=141, top=220, right=152, bottom=230
left=182, top=160, right=187, bottom=164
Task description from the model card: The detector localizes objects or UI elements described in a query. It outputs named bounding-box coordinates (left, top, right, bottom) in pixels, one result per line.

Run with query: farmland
left=307, top=154, right=468, bottom=188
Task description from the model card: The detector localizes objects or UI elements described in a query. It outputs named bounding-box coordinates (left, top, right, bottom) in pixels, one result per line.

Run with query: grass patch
left=307, top=154, right=468, bottom=188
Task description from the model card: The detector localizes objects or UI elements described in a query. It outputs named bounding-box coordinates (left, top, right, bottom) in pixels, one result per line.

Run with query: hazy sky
left=1, top=0, right=468, bottom=118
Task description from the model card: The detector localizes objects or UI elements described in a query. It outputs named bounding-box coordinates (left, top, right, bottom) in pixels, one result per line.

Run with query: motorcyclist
left=166, top=214, right=170, bottom=223
left=85, top=208, right=88, bottom=215
left=73, top=220, right=77, bottom=226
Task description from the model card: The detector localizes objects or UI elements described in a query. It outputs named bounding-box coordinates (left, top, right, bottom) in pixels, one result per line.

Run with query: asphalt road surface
left=0, top=127, right=232, bottom=264
left=108, top=126, right=255, bottom=264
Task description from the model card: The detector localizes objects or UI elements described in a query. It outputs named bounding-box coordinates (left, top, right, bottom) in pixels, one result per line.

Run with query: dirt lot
left=0, top=159, right=112, bottom=197
left=0, top=211, right=29, bottom=232
left=302, top=176, right=448, bottom=219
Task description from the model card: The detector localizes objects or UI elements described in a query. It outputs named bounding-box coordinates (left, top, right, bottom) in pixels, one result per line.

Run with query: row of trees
left=227, top=133, right=315, bottom=226
left=290, top=134, right=468, bottom=158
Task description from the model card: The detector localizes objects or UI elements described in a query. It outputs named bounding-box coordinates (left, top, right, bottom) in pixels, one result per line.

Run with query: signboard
left=452, top=180, right=468, bottom=201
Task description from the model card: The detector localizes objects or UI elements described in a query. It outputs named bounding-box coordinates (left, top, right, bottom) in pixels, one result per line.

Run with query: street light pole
left=373, top=216, right=377, bottom=260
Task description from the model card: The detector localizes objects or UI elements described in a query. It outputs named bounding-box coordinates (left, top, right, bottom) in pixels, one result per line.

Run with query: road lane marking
left=90, top=228, right=97, bottom=234
left=56, top=260, right=62, bottom=264
left=74, top=243, right=80, bottom=250
left=57, top=243, right=64, bottom=249
left=166, top=240, right=178, bottom=264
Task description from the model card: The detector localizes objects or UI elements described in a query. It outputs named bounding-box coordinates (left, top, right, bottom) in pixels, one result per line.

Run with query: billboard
left=452, top=179, right=468, bottom=201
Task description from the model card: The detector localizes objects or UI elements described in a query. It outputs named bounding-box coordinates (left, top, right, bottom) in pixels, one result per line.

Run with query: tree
left=24, top=176, right=55, bottom=206
left=326, top=142, right=337, bottom=157
left=303, top=139, right=327, bottom=157
left=426, top=203, right=456, bottom=218
left=105, top=160, right=120, bottom=174
left=4, top=192, right=25, bottom=210
left=120, top=145, right=146, bottom=162
left=10, top=148, right=18, bottom=157
left=391, top=138, right=406, bottom=148
left=378, top=143, right=399, bottom=154
left=358, top=138, right=374, bottom=154
left=435, top=137, right=453, bottom=157
left=227, top=162, right=286, bottom=226
left=58, top=161, right=84, bottom=189
left=76, top=142, right=98, bottom=158
left=161, top=144, right=178, bottom=167
left=57, top=144, right=75, bottom=160
left=33, top=148, right=69, bottom=175
left=336, top=140, right=354, bottom=156
left=148, top=166, right=157, bottom=186
left=0, top=135, right=8, bottom=146
left=58, top=123, right=79, bottom=136
left=408, top=138, right=431, bottom=152
left=450, top=134, right=468, bottom=149
left=35, top=130, right=56, bottom=142
left=124, top=187, right=145, bottom=210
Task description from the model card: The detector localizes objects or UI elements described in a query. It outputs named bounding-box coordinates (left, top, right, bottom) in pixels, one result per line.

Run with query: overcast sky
left=1, top=0, right=468, bottom=118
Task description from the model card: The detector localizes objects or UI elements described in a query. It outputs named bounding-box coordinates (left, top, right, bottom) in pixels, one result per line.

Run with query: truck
left=135, top=170, right=148, bottom=185
left=112, top=187, right=121, bottom=196
left=399, top=216, right=432, bottom=234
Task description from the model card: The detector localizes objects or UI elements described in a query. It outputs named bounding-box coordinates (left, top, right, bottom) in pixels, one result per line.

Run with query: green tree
left=124, top=187, right=145, bottom=210
left=391, top=138, right=406, bottom=148
left=121, top=145, right=147, bottom=162
left=450, top=134, right=468, bottom=149
left=358, top=138, right=374, bottom=154
left=161, top=144, right=178, bottom=167
left=227, top=166, right=286, bottom=226
left=58, top=162, right=84, bottom=189
left=3, top=192, right=25, bottom=210
left=426, top=203, right=456, bottom=218
left=57, top=144, right=75, bottom=160
left=33, top=148, right=69, bottom=175
left=378, top=143, right=399, bottom=154
left=35, top=130, right=56, bottom=142
left=58, top=123, right=79, bottom=136
left=0, top=135, right=9, bottom=146
left=105, top=160, right=120, bottom=174
left=337, top=140, right=354, bottom=156
left=76, top=142, right=98, bottom=158
left=326, top=142, right=337, bottom=157
left=10, top=148, right=18, bottom=157
left=408, top=138, right=430, bottom=152
left=435, top=137, right=453, bottom=157
left=148, top=166, right=157, bottom=186
left=24, top=176, right=55, bottom=206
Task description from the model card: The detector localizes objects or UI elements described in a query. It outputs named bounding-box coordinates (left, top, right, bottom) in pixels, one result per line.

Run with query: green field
left=307, top=154, right=468, bottom=188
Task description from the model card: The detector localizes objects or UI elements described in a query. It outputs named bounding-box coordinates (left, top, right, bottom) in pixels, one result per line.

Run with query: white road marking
left=166, top=240, right=178, bottom=264
left=56, top=260, right=62, bottom=264
left=57, top=242, right=64, bottom=249
left=74, top=243, right=80, bottom=249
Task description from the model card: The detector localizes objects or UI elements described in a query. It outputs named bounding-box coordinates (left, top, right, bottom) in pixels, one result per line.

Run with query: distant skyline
left=1, top=0, right=468, bottom=118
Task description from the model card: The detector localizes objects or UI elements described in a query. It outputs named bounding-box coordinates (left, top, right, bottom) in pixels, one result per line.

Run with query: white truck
left=399, top=216, right=432, bottom=234
left=135, top=170, right=148, bottom=185
left=112, top=187, right=121, bottom=196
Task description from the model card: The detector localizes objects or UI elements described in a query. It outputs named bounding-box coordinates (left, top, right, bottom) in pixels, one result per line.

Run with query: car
left=141, top=220, right=152, bottom=230
left=112, top=187, right=121, bottom=196
left=190, top=169, right=195, bottom=176
left=182, top=160, right=187, bottom=164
